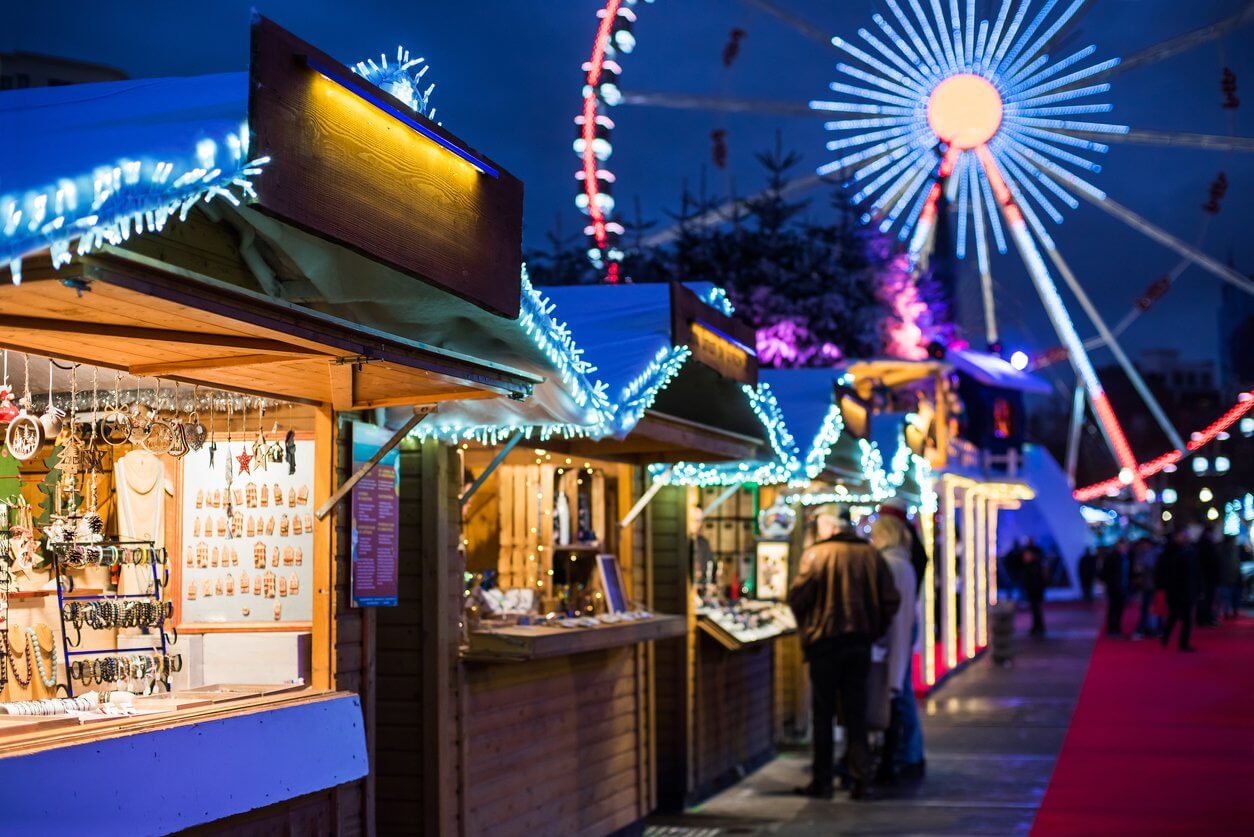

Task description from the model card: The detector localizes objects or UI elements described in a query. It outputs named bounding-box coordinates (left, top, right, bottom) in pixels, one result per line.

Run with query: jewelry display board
left=177, top=440, right=314, bottom=628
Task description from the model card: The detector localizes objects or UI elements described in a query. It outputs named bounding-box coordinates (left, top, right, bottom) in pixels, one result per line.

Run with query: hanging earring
left=186, top=385, right=208, bottom=451
left=140, top=379, right=174, bottom=455
left=208, top=393, right=218, bottom=468
left=98, top=372, right=131, bottom=446
left=251, top=398, right=268, bottom=473
left=167, top=382, right=190, bottom=458
left=6, top=354, right=44, bottom=461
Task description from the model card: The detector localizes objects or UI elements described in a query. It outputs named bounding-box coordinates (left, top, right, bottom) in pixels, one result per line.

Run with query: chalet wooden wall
left=376, top=439, right=464, bottom=836
left=693, top=638, right=775, bottom=794
left=332, top=418, right=368, bottom=835
left=462, top=647, right=652, bottom=836
left=648, top=485, right=693, bottom=811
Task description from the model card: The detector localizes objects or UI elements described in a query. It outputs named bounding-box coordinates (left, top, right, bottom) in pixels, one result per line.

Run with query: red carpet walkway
left=1033, top=614, right=1254, bottom=835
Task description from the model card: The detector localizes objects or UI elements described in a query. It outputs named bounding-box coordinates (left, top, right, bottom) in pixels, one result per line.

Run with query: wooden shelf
left=8, top=589, right=103, bottom=600
left=464, top=614, right=686, bottom=662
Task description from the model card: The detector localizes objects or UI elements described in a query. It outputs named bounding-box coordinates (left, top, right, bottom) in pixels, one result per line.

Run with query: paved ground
left=646, top=603, right=1099, bottom=836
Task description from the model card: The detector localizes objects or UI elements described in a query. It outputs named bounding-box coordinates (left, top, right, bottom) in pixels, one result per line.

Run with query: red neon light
left=918, top=146, right=960, bottom=225
left=1074, top=390, right=1254, bottom=501
left=1090, top=391, right=1148, bottom=501
left=580, top=0, right=622, bottom=283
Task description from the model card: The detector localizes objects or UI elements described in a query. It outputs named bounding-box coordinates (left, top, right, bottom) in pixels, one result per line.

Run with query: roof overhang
left=0, top=249, right=537, bottom=406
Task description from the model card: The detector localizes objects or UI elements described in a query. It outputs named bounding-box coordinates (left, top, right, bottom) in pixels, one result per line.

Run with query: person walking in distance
left=870, top=514, right=917, bottom=786
left=1158, top=526, right=1200, bottom=652
left=1021, top=539, right=1047, bottom=637
left=789, top=507, right=901, bottom=801
left=1102, top=539, right=1132, bottom=637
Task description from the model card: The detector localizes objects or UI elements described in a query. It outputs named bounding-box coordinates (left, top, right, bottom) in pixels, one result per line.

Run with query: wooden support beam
left=350, top=387, right=498, bottom=410
left=1, top=314, right=325, bottom=355
left=329, top=362, right=355, bottom=412
left=129, top=353, right=323, bottom=377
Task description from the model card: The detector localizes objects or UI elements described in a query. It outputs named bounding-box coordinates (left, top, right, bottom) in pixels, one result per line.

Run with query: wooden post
left=312, top=403, right=335, bottom=691
left=419, top=440, right=457, bottom=836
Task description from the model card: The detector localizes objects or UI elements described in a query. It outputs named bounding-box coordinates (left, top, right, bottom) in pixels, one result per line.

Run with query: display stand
left=50, top=540, right=171, bottom=698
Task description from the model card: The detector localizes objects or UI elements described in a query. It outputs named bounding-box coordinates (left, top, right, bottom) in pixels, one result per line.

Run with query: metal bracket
left=459, top=432, right=523, bottom=507
left=619, top=465, right=674, bottom=529
left=314, top=404, right=437, bottom=520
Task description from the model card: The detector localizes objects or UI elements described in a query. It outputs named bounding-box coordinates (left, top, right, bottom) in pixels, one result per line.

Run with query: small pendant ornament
left=7, top=358, right=44, bottom=461
left=168, top=421, right=190, bottom=458
left=5, top=409, right=43, bottom=461
left=141, top=414, right=174, bottom=455
left=186, top=412, right=208, bottom=451
left=236, top=448, right=253, bottom=475
left=285, top=429, right=297, bottom=476
left=39, top=402, right=65, bottom=440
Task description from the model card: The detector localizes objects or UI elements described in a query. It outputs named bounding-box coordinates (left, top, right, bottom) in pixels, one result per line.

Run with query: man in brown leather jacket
left=788, top=506, right=901, bottom=800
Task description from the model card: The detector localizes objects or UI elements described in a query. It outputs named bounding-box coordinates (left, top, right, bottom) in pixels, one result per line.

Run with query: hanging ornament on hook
left=6, top=354, right=44, bottom=461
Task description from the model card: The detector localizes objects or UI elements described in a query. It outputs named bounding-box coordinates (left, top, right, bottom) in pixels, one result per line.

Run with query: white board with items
left=177, top=440, right=314, bottom=626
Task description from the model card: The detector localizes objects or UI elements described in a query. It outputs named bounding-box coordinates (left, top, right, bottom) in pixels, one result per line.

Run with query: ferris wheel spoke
left=1091, top=129, right=1254, bottom=153
left=956, top=155, right=972, bottom=259
left=1004, top=0, right=1089, bottom=82
left=995, top=148, right=1066, bottom=227
left=1006, top=44, right=1097, bottom=92
left=994, top=0, right=1063, bottom=78
left=969, top=158, right=992, bottom=274
left=1013, top=124, right=1110, bottom=154
left=1007, top=130, right=1104, bottom=172
left=981, top=0, right=1016, bottom=73
left=737, top=0, right=831, bottom=47
left=1069, top=188, right=1254, bottom=297
left=618, top=90, right=820, bottom=117
left=871, top=12, right=937, bottom=84
left=929, top=0, right=961, bottom=71
left=856, top=27, right=935, bottom=92
left=1090, top=1, right=1254, bottom=81
left=885, top=0, right=945, bottom=75
left=1042, top=245, right=1187, bottom=451
left=908, top=0, right=956, bottom=74
left=988, top=0, right=1033, bottom=75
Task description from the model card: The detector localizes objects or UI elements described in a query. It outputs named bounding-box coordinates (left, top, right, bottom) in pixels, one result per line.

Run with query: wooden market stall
left=370, top=280, right=797, bottom=835
left=0, top=16, right=538, bottom=834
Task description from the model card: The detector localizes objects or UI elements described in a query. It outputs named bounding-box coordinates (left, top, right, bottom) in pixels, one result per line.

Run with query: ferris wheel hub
left=927, top=74, right=1003, bottom=151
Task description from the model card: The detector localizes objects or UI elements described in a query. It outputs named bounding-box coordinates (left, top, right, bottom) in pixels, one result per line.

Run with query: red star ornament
left=236, top=448, right=253, bottom=475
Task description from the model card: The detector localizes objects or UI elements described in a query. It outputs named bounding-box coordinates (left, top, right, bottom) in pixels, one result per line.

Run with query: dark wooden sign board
left=669, top=282, right=759, bottom=386
left=248, top=16, right=523, bottom=318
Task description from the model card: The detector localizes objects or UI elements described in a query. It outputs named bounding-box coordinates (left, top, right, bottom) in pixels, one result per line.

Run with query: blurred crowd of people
left=1077, top=526, right=1248, bottom=651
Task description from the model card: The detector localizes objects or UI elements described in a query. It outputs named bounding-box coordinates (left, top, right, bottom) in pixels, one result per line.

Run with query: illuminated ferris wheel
left=573, top=0, right=1254, bottom=501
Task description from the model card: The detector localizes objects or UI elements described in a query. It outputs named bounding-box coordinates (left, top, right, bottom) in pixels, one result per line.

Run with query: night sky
left=4, top=1, right=1251, bottom=380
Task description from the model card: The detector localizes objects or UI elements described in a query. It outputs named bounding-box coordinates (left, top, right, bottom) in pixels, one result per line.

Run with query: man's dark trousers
left=808, top=637, right=872, bottom=789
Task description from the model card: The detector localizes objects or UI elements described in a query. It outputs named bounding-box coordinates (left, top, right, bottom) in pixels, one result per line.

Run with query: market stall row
left=0, top=15, right=1071, bottom=836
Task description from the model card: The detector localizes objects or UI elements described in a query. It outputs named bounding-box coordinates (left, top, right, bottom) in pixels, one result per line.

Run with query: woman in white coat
left=870, top=514, right=917, bottom=784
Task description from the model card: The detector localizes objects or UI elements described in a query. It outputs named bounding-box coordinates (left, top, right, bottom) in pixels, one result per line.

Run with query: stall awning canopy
left=543, top=282, right=794, bottom=469
left=948, top=348, right=1051, bottom=394
left=0, top=72, right=255, bottom=280
left=0, top=249, right=538, bottom=406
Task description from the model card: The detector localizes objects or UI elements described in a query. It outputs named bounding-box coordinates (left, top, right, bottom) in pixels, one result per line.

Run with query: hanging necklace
left=26, top=626, right=56, bottom=688
left=7, top=628, right=32, bottom=689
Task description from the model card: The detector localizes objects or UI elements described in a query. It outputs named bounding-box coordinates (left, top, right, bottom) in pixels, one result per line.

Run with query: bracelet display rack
left=49, top=539, right=172, bottom=698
